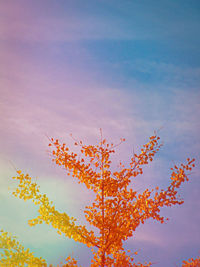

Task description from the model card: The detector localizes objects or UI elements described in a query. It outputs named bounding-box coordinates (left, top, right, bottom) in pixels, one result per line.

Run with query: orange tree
left=0, top=132, right=196, bottom=266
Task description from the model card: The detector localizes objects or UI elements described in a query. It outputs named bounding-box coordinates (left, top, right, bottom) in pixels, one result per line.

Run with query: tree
left=0, top=132, right=196, bottom=266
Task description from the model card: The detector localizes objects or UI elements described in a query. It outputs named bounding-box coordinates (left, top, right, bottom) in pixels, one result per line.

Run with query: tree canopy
left=0, top=132, right=197, bottom=266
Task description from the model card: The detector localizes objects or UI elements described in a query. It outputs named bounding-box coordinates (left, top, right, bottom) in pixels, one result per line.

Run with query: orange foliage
left=182, top=256, right=200, bottom=267
left=11, top=132, right=196, bottom=266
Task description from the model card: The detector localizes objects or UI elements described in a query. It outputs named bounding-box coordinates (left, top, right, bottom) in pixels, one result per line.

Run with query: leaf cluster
left=1, top=133, right=196, bottom=266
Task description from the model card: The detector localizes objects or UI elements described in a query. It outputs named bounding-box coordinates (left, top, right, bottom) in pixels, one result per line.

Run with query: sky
left=0, top=0, right=200, bottom=266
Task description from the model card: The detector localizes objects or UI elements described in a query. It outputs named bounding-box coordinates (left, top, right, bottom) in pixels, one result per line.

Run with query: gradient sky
left=0, top=1, right=200, bottom=266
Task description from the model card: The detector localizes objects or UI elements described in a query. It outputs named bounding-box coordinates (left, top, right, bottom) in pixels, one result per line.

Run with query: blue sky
left=0, top=0, right=200, bottom=266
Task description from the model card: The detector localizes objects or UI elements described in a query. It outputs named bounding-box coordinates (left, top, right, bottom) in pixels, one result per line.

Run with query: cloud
left=0, top=1, right=140, bottom=43
left=2, top=0, right=199, bottom=44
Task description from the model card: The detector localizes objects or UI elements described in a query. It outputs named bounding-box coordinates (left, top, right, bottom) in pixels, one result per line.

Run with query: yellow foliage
left=0, top=229, right=46, bottom=266
left=1, top=133, right=196, bottom=266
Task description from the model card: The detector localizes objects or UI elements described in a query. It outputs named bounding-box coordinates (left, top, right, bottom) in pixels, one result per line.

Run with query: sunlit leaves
left=0, top=230, right=46, bottom=266
left=182, top=256, right=200, bottom=266
left=12, top=172, right=97, bottom=247
left=9, top=133, right=196, bottom=266
left=46, top=134, right=195, bottom=266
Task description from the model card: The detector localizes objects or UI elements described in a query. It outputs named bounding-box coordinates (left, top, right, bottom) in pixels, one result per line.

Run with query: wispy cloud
left=2, top=0, right=199, bottom=44
left=0, top=1, right=140, bottom=43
